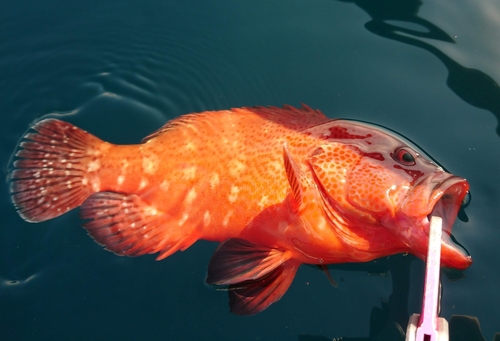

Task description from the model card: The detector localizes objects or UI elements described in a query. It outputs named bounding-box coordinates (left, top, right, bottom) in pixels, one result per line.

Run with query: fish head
left=303, top=120, right=471, bottom=270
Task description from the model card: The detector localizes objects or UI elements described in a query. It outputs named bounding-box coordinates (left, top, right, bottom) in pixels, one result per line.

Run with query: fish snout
left=398, top=172, right=471, bottom=270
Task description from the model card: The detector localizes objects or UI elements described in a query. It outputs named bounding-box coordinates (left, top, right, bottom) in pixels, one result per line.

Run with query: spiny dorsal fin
left=142, top=104, right=330, bottom=143
left=238, top=104, right=330, bottom=131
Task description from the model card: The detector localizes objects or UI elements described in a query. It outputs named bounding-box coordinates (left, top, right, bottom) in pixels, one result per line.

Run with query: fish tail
left=10, top=119, right=103, bottom=222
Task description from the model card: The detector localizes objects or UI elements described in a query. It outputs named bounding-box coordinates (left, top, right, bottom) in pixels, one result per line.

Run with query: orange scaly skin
left=10, top=105, right=471, bottom=315
left=80, top=107, right=338, bottom=257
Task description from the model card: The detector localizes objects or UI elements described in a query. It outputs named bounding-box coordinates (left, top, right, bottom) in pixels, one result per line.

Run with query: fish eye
left=392, top=148, right=416, bottom=166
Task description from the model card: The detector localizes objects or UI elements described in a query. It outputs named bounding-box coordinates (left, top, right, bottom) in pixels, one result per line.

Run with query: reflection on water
left=338, top=0, right=500, bottom=137
left=301, top=259, right=496, bottom=340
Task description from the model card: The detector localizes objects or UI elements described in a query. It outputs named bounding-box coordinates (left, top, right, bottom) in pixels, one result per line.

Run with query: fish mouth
left=413, top=173, right=472, bottom=270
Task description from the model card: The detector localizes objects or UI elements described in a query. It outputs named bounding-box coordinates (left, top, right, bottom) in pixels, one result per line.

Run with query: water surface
left=1, top=0, right=499, bottom=340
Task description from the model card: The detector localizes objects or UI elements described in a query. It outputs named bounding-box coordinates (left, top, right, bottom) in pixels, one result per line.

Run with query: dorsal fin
left=282, top=144, right=304, bottom=213
left=142, top=104, right=330, bottom=143
left=239, top=104, right=330, bottom=131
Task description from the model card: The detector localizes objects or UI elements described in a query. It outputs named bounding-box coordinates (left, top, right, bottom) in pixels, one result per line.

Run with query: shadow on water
left=300, top=255, right=413, bottom=341
left=297, top=256, right=498, bottom=341
left=336, top=0, right=500, bottom=137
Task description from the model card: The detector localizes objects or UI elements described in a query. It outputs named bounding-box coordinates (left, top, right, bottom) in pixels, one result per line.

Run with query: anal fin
left=80, top=192, right=196, bottom=259
left=206, top=238, right=299, bottom=315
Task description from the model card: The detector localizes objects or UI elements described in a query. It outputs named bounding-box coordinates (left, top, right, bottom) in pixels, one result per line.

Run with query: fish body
left=10, top=105, right=471, bottom=315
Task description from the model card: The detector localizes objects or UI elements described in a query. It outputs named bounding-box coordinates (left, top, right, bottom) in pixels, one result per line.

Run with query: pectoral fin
left=282, top=144, right=305, bottom=213
left=206, top=238, right=299, bottom=315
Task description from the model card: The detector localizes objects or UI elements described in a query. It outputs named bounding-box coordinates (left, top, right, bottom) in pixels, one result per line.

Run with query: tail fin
left=10, top=119, right=102, bottom=222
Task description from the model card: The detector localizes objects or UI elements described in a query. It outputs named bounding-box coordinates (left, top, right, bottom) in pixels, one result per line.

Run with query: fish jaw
left=396, top=173, right=472, bottom=270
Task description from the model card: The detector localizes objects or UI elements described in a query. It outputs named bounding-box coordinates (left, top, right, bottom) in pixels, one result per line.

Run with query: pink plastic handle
left=406, top=215, right=449, bottom=341
left=416, top=215, right=442, bottom=340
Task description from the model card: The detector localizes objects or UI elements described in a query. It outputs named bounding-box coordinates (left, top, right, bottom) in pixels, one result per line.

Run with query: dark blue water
left=1, top=0, right=499, bottom=340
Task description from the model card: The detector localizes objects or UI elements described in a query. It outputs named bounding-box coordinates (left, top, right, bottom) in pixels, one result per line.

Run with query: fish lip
left=419, top=174, right=472, bottom=269
left=425, top=174, right=468, bottom=231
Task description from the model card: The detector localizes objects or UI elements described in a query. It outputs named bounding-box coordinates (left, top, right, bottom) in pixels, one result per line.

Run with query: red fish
left=10, top=104, right=471, bottom=315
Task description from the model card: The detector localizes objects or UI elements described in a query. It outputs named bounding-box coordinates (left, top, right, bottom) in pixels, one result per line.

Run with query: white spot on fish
left=203, top=210, right=211, bottom=227
left=228, top=159, right=246, bottom=177
left=82, top=177, right=88, bottom=186
left=182, top=166, right=197, bottom=180
left=269, top=160, right=282, bottom=172
left=258, top=195, right=269, bottom=208
left=178, top=213, right=189, bottom=226
left=222, top=210, right=233, bottom=227
left=145, top=206, right=158, bottom=216
left=185, top=141, right=196, bottom=151
left=210, top=173, right=220, bottom=189
left=142, top=154, right=159, bottom=174
left=160, top=180, right=170, bottom=192
left=121, top=159, right=130, bottom=170
left=185, top=188, right=197, bottom=206
left=88, top=149, right=101, bottom=157
left=138, top=179, right=148, bottom=190
left=117, top=175, right=125, bottom=186
left=278, top=221, right=288, bottom=232
left=87, top=160, right=100, bottom=172
left=228, top=185, right=240, bottom=203
left=92, top=178, right=101, bottom=192
left=317, top=217, right=327, bottom=231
